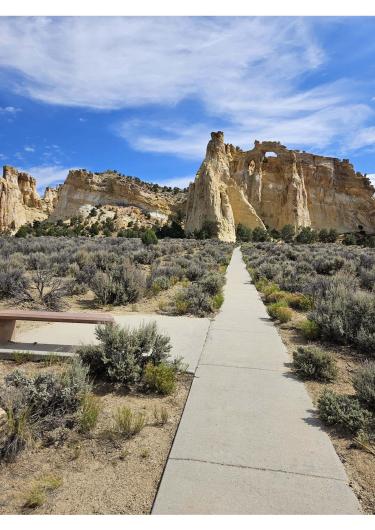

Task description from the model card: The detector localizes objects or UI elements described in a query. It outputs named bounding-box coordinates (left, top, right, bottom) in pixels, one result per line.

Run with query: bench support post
left=0, top=320, right=16, bottom=343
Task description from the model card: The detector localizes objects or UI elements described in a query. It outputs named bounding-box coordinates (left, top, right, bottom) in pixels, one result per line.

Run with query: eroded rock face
left=50, top=169, right=187, bottom=221
left=0, top=166, right=49, bottom=232
left=185, top=132, right=375, bottom=242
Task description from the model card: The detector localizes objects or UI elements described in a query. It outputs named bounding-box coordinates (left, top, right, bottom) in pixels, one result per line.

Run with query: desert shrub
left=267, top=300, right=292, bottom=322
left=78, top=322, right=171, bottom=387
left=198, top=272, right=225, bottom=296
left=236, top=223, right=253, bottom=242
left=212, top=292, right=224, bottom=309
left=283, top=292, right=313, bottom=311
left=299, top=319, right=321, bottom=340
left=174, top=284, right=213, bottom=317
left=0, top=266, right=28, bottom=300
left=90, top=261, right=145, bottom=306
left=313, top=256, right=345, bottom=275
left=273, top=306, right=292, bottom=323
left=141, top=229, right=158, bottom=246
left=359, top=266, right=375, bottom=291
left=79, top=393, right=101, bottom=433
left=133, top=249, right=155, bottom=265
left=151, top=276, right=170, bottom=294
left=293, top=346, right=337, bottom=381
left=16, top=266, right=73, bottom=310
left=252, top=227, right=269, bottom=242
left=310, top=281, right=375, bottom=353
left=318, top=390, right=372, bottom=433
left=185, top=262, right=204, bottom=281
left=352, top=362, right=375, bottom=412
left=296, top=227, right=318, bottom=244
left=343, top=233, right=357, bottom=245
left=280, top=224, right=295, bottom=243
left=0, top=360, right=90, bottom=460
left=112, top=406, right=146, bottom=437
left=143, top=362, right=176, bottom=395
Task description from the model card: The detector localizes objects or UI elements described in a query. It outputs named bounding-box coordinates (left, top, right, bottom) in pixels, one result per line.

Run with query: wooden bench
left=0, top=310, right=114, bottom=343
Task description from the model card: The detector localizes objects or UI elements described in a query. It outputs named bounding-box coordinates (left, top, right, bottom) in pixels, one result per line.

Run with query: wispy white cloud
left=0, top=17, right=373, bottom=160
left=21, top=165, right=70, bottom=192
left=162, top=176, right=194, bottom=189
left=24, top=146, right=35, bottom=152
left=0, top=106, right=21, bottom=114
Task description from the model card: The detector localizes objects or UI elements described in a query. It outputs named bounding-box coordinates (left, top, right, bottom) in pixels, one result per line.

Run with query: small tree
left=296, top=226, right=317, bottom=244
left=141, top=229, right=158, bottom=246
left=236, top=224, right=253, bottom=242
left=280, top=224, right=295, bottom=243
left=252, top=227, right=269, bottom=242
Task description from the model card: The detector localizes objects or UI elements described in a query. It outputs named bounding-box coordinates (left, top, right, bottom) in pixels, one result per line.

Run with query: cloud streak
left=0, top=17, right=374, bottom=160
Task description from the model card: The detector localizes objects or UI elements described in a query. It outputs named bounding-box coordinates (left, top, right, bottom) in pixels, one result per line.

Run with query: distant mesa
left=1, top=132, right=374, bottom=240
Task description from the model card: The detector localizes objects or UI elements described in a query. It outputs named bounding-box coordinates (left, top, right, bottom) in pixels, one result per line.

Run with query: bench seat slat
left=0, top=310, right=114, bottom=324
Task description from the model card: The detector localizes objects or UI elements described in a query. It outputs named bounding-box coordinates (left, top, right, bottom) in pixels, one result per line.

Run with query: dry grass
left=0, top=359, right=192, bottom=514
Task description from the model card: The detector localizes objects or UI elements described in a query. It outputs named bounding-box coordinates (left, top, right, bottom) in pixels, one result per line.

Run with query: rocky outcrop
left=50, top=169, right=186, bottom=221
left=0, top=166, right=49, bottom=232
left=185, top=132, right=375, bottom=242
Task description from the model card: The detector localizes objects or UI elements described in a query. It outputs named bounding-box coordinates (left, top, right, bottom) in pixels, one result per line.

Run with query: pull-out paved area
left=152, top=247, right=361, bottom=514
left=1, top=315, right=210, bottom=373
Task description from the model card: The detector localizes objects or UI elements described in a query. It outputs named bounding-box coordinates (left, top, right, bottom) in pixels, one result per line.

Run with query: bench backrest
left=0, top=310, right=114, bottom=324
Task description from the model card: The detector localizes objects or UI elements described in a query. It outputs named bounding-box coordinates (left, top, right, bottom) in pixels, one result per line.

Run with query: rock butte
left=0, top=131, right=374, bottom=240
left=185, top=132, right=375, bottom=242
left=0, top=166, right=59, bottom=232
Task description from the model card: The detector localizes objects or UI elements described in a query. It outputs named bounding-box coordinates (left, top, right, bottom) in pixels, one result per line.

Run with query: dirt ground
left=276, top=313, right=375, bottom=514
left=0, top=359, right=192, bottom=514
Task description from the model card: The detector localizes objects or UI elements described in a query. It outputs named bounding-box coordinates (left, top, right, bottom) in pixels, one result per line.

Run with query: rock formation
left=50, top=169, right=186, bottom=221
left=185, top=132, right=375, bottom=242
left=1, top=135, right=374, bottom=240
left=0, top=166, right=51, bottom=232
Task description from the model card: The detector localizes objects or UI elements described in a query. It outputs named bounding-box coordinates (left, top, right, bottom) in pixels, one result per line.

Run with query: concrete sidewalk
left=152, top=247, right=361, bottom=514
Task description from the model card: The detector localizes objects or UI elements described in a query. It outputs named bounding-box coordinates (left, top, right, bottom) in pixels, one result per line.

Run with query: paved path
left=3, top=315, right=210, bottom=373
left=152, top=247, right=361, bottom=514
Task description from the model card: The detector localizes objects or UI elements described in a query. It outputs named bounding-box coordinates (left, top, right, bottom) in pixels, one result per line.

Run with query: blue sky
left=0, top=16, right=375, bottom=193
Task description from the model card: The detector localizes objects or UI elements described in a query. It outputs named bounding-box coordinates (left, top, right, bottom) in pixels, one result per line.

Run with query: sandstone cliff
left=0, top=166, right=52, bottom=232
left=185, top=132, right=375, bottom=242
left=50, top=169, right=186, bottom=221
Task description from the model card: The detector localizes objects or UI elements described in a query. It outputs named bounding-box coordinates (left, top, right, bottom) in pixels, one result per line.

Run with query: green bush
left=285, top=293, right=313, bottom=311
left=143, top=362, right=176, bottom=395
left=236, top=224, right=253, bottom=242
left=300, top=319, right=320, bottom=340
left=212, top=292, right=224, bottom=310
left=318, top=389, right=372, bottom=434
left=141, top=229, right=158, bottom=246
left=293, top=346, right=337, bottom=382
left=252, top=227, right=270, bottom=242
left=296, top=227, right=318, bottom=244
left=274, top=306, right=293, bottom=323
left=343, top=233, right=357, bottom=246
left=78, top=322, right=171, bottom=387
left=352, top=362, right=375, bottom=412
left=280, top=224, right=295, bottom=243
left=267, top=300, right=292, bottom=322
